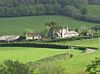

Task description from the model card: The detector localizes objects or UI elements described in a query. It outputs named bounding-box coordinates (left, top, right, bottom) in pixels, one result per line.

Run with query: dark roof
left=26, top=33, right=41, bottom=37
left=26, top=33, right=34, bottom=37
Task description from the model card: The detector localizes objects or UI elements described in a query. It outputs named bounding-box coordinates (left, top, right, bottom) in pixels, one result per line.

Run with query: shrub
left=85, top=58, right=100, bottom=74
left=0, top=60, right=33, bottom=74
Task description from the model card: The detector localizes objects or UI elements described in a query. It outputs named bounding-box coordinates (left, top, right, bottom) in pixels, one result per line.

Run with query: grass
left=87, top=5, right=100, bottom=16
left=0, top=47, right=70, bottom=63
left=53, top=38, right=100, bottom=74
left=0, top=41, right=99, bottom=74
left=0, top=15, right=98, bottom=35
left=60, top=49, right=100, bottom=74
left=54, top=38, right=99, bottom=48
left=0, top=47, right=99, bottom=74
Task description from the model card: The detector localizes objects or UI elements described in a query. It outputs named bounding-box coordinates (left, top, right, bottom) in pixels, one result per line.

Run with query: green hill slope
left=0, top=15, right=98, bottom=35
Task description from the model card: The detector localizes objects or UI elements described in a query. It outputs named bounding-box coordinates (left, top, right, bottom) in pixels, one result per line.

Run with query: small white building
left=56, top=27, right=79, bottom=38
left=33, top=34, right=41, bottom=40
left=26, top=33, right=34, bottom=40
left=26, top=33, right=41, bottom=40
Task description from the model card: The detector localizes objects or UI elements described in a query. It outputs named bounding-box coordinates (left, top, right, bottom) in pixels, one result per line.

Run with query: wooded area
left=0, top=0, right=99, bottom=23
left=0, top=0, right=89, bottom=17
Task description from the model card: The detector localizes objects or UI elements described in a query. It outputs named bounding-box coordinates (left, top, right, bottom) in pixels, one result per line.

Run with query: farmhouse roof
left=26, top=33, right=34, bottom=37
left=26, top=33, right=41, bottom=37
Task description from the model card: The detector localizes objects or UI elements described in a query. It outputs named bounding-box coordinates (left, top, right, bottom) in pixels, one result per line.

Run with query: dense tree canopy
left=0, top=0, right=88, bottom=17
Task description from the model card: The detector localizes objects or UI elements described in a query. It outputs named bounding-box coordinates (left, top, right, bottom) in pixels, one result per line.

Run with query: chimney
left=66, top=26, right=69, bottom=32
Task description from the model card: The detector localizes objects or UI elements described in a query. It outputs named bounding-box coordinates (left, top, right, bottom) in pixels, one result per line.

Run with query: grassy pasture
left=0, top=47, right=99, bottom=74
left=87, top=5, right=100, bottom=16
left=0, top=40, right=99, bottom=74
left=53, top=38, right=100, bottom=74
left=54, top=38, right=99, bottom=48
left=0, top=15, right=98, bottom=35
left=0, top=47, right=71, bottom=63
left=61, top=49, right=100, bottom=74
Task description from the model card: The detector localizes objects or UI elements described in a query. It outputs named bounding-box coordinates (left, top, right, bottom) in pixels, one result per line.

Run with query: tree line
left=88, top=0, right=100, bottom=5
left=0, top=0, right=100, bottom=23
left=0, top=0, right=88, bottom=17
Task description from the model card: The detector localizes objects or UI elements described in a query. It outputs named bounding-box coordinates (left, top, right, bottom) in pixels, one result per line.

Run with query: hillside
left=0, top=15, right=98, bottom=35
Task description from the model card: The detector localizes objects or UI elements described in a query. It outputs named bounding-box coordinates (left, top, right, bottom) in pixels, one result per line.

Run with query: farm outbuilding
left=0, top=35, right=20, bottom=42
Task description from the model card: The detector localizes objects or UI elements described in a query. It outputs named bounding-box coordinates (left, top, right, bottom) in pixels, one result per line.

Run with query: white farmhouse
left=26, top=33, right=41, bottom=40
left=26, top=33, right=33, bottom=40
left=61, top=27, right=79, bottom=38
left=56, top=27, right=79, bottom=39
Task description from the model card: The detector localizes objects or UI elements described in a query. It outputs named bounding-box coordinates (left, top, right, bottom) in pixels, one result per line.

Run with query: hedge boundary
left=0, top=42, right=98, bottom=51
left=27, top=53, right=72, bottom=67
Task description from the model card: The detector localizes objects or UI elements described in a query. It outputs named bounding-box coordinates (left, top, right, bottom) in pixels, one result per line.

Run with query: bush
left=85, top=58, right=100, bottom=74
left=0, top=60, right=33, bottom=74
left=0, top=59, right=67, bottom=74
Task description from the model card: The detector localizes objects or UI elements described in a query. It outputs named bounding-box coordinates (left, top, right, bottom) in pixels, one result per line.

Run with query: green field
left=0, top=15, right=98, bottom=35
left=0, top=47, right=99, bottom=74
left=53, top=38, right=100, bottom=74
left=0, top=43, right=99, bottom=74
left=53, top=38, right=99, bottom=48
left=0, top=47, right=69, bottom=63
left=87, top=5, right=100, bottom=16
left=61, top=49, right=100, bottom=74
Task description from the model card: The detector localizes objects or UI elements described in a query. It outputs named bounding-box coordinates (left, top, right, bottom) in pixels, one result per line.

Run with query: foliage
left=45, top=21, right=62, bottom=39
left=77, top=26, right=89, bottom=36
left=0, top=0, right=99, bottom=23
left=91, top=25, right=100, bottom=31
left=0, top=59, right=67, bottom=74
left=85, top=58, right=100, bottom=74
left=0, top=60, right=33, bottom=74
left=64, top=5, right=81, bottom=17
left=0, top=0, right=87, bottom=17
